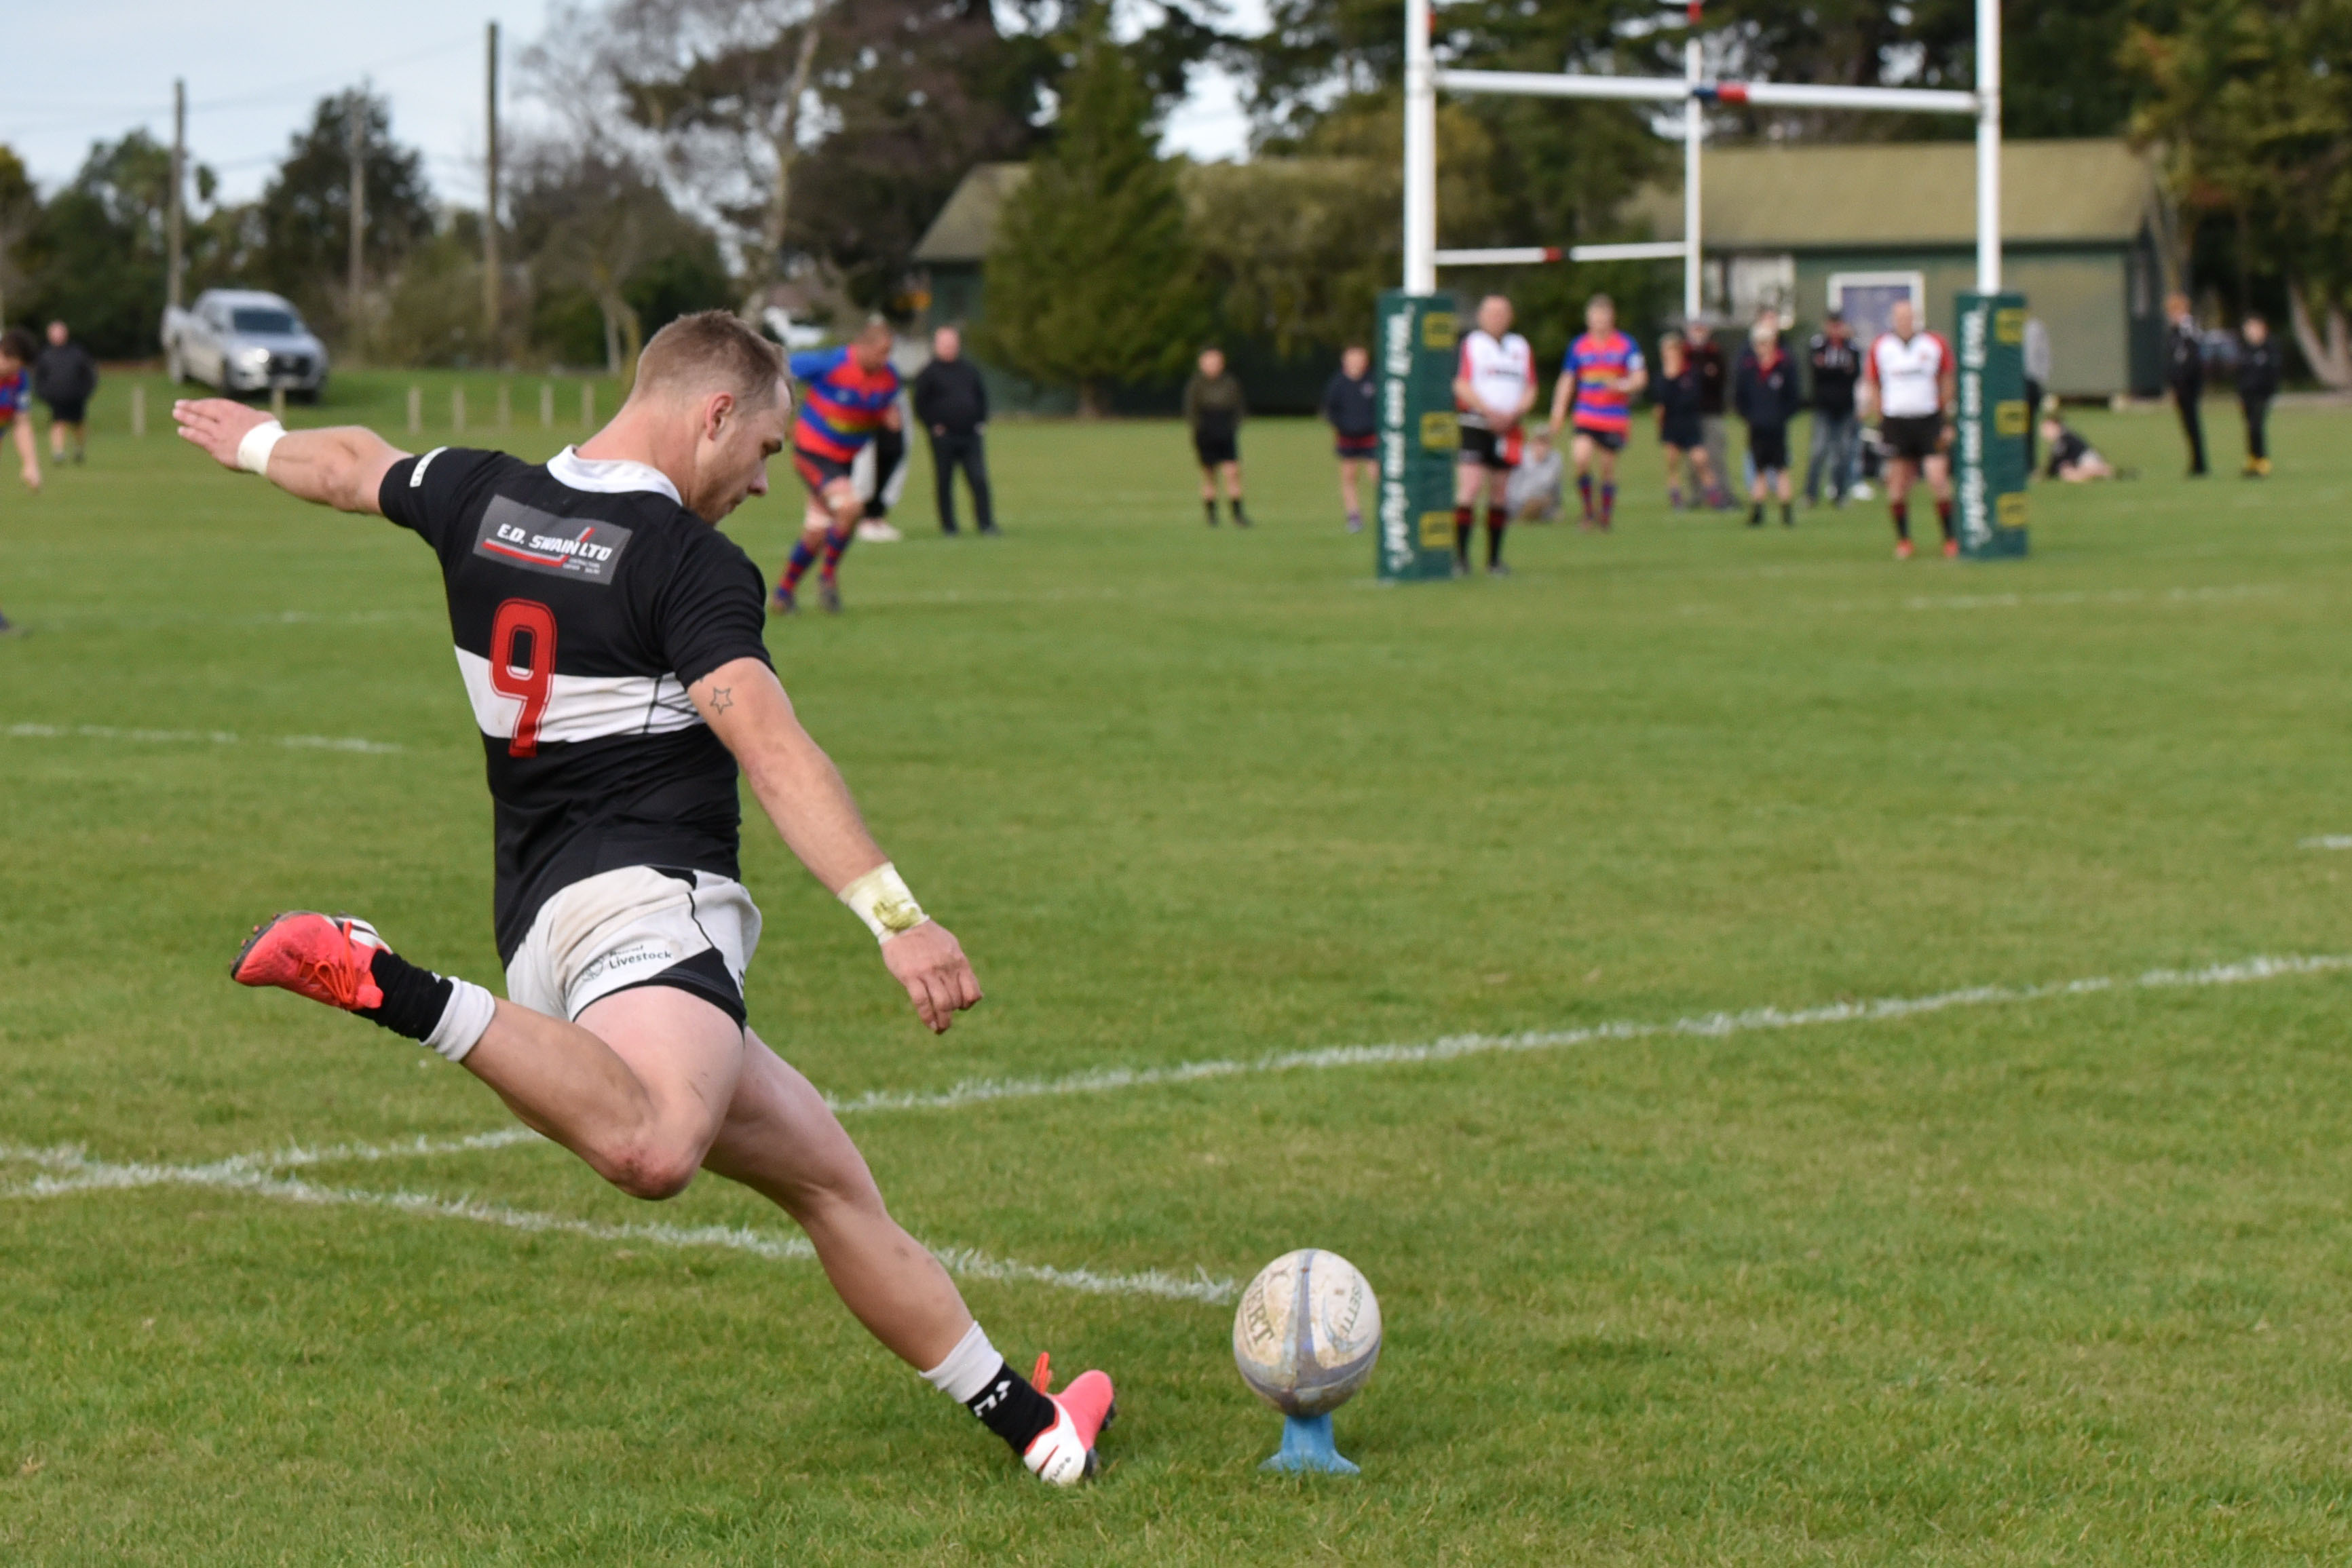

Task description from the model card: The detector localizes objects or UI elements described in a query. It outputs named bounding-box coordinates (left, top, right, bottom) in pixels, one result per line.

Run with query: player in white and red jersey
left=1859, top=299, right=1958, bottom=559
left=1451, top=294, right=1536, bottom=576
left=172, top=311, right=1116, bottom=1488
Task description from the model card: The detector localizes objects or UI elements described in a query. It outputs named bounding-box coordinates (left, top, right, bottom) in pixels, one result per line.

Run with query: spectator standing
left=1652, top=332, right=1717, bottom=508
left=32, top=322, right=96, bottom=467
left=2020, top=315, right=2051, bottom=478
left=1689, top=322, right=1733, bottom=509
left=1182, top=347, right=1250, bottom=527
left=0, top=327, right=43, bottom=634
left=1804, top=310, right=1861, bottom=507
left=2236, top=315, right=2280, bottom=478
left=1734, top=317, right=1804, bottom=528
left=1321, top=344, right=1378, bottom=533
left=911, top=326, right=996, bottom=535
left=2164, top=293, right=2207, bottom=477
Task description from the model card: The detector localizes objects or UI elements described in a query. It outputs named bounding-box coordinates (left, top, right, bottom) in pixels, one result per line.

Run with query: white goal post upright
left=1405, top=0, right=2004, bottom=299
left=1390, top=0, right=2028, bottom=565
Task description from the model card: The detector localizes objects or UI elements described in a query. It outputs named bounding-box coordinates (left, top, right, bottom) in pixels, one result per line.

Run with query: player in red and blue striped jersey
left=1545, top=294, right=1646, bottom=531
left=774, top=319, right=902, bottom=615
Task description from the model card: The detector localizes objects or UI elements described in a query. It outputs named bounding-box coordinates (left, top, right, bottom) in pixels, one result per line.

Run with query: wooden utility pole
left=484, top=22, right=501, bottom=347
left=167, top=79, right=186, bottom=310
left=346, top=91, right=367, bottom=356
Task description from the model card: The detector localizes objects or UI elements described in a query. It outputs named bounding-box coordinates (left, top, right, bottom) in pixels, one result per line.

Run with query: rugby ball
left=1232, top=1248, right=1382, bottom=1416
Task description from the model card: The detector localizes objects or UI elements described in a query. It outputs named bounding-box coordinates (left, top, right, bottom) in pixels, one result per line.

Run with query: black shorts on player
left=793, top=448, right=855, bottom=495
left=1571, top=423, right=1626, bottom=453
left=1192, top=431, right=1238, bottom=467
left=1458, top=425, right=1514, bottom=471
left=1749, top=426, right=1789, bottom=472
left=1881, top=414, right=1945, bottom=465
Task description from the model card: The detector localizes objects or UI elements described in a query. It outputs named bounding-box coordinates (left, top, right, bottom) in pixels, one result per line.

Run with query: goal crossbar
left=1405, top=0, right=2003, bottom=312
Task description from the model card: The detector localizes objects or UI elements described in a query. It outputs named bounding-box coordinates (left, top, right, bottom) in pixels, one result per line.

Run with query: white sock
left=424, top=978, right=497, bottom=1064
left=919, top=1320, right=1001, bottom=1404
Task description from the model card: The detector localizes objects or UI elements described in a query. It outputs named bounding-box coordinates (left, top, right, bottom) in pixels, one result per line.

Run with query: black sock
left=1454, top=505, right=1473, bottom=564
left=1749, top=502, right=1764, bottom=526
left=1781, top=502, right=1793, bottom=527
left=1485, top=506, right=1506, bottom=565
left=965, top=1359, right=1060, bottom=1454
left=1935, top=499, right=1954, bottom=541
left=1232, top=500, right=1249, bottom=525
left=1891, top=501, right=1910, bottom=541
left=358, top=948, right=453, bottom=1041
left=1204, top=498, right=1217, bottom=525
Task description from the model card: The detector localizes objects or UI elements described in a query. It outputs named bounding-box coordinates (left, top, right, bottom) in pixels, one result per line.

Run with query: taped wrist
left=238, top=419, right=286, bottom=476
left=839, top=862, right=928, bottom=943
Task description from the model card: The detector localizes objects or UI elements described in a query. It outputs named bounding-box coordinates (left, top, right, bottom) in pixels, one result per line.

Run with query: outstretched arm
left=173, top=398, right=407, bottom=515
left=688, top=656, right=982, bottom=1034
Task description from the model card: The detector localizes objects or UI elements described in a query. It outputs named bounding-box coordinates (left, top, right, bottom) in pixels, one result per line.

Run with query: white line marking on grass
left=819, top=952, right=2352, bottom=1117
left=5, top=723, right=402, bottom=754
left=0, top=1151, right=1234, bottom=1305
left=117, top=949, right=2352, bottom=1187
left=2302, top=837, right=2352, bottom=852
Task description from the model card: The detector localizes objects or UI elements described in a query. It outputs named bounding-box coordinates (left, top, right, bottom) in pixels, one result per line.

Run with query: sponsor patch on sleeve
left=472, top=497, right=633, bottom=584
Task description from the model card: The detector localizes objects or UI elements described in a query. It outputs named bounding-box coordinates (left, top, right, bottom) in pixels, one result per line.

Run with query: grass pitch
left=3, top=373, right=2351, bottom=1563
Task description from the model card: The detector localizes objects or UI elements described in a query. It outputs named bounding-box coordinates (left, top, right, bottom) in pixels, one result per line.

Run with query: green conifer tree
left=977, top=15, right=1204, bottom=415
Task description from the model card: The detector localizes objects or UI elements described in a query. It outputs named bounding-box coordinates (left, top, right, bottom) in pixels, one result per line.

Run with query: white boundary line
left=2302, top=837, right=2352, bottom=852
left=6, top=722, right=402, bottom=754
left=5, top=950, right=2345, bottom=1310
left=0, top=1148, right=1234, bottom=1305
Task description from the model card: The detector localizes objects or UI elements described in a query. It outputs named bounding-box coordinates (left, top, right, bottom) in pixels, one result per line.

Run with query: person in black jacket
left=32, top=321, right=97, bottom=466
left=1690, top=322, right=1734, bottom=508
left=1321, top=344, right=1378, bottom=533
left=2165, top=293, right=2207, bottom=477
left=2237, top=314, right=2281, bottom=478
left=910, top=326, right=996, bottom=535
left=1803, top=311, right=1860, bottom=506
left=1733, top=315, right=1804, bottom=527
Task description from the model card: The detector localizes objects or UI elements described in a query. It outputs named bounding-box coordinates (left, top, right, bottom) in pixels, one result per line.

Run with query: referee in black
left=911, top=326, right=996, bottom=536
left=2165, top=292, right=2207, bottom=478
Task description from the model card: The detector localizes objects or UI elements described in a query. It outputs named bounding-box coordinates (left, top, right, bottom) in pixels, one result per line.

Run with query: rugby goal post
left=1375, top=0, right=2028, bottom=580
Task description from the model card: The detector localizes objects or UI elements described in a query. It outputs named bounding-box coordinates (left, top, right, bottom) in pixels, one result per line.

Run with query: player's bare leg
left=1337, top=455, right=1366, bottom=532
left=231, top=913, right=1116, bottom=1483
left=1886, top=455, right=1917, bottom=558
left=1217, top=459, right=1249, bottom=527
left=1924, top=451, right=1958, bottom=555
left=1570, top=431, right=1606, bottom=531
left=775, top=483, right=862, bottom=615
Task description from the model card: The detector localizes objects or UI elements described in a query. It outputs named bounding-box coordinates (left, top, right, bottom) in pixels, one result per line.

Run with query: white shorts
left=504, top=866, right=762, bottom=1026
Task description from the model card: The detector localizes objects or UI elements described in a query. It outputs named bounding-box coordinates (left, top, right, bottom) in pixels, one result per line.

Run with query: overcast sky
left=5, top=1, right=1263, bottom=210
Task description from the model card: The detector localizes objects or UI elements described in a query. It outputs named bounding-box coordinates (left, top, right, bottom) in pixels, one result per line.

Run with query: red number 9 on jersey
left=489, top=598, right=558, bottom=757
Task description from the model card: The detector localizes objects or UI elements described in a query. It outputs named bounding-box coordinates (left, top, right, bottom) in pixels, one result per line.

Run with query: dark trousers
left=2242, top=396, right=2271, bottom=461
left=2022, top=378, right=2044, bottom=476
left=929, top=429, right=994, bottom=533
left=2172, top=383, right=2207, bottom=474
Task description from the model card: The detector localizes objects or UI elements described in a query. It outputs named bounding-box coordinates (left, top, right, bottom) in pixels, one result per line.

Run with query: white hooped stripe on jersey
left=548, top=446, right=683, bottom=505
left=453, top=648, right=702, bottom=746
left=1867, top=331, right=1950, bottom=419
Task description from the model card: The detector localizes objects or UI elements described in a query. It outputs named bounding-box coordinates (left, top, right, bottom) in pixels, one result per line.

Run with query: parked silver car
left=162, top=289, right=330, bottom=398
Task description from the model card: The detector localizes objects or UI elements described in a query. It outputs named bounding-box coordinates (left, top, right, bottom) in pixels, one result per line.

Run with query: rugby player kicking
left=172, top=311, right=1116, bottom=1485
left=1859, top=300, right=1958, bottom=560
left=773, top=317, right=902, bottom=615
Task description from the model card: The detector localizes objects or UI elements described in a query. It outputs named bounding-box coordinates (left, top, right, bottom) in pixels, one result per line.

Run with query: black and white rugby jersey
left=377, top=445, right=772, bottom=961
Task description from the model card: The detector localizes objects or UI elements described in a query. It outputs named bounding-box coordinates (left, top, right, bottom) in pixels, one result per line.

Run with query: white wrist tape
left=237, top=419, right=287, bottom=476
left=839, top=862, right=928, bottom=943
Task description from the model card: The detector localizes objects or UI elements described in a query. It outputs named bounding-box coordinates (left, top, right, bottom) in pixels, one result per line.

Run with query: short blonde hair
left=633, top=311, right=786, bottom=409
